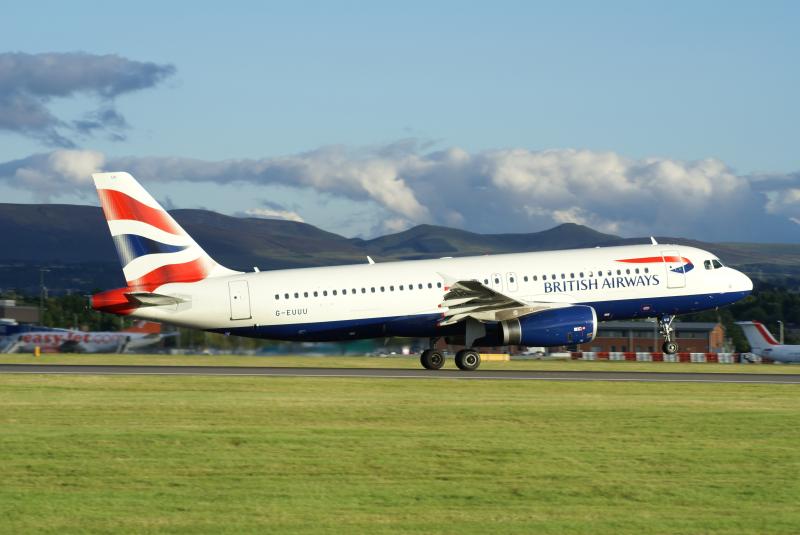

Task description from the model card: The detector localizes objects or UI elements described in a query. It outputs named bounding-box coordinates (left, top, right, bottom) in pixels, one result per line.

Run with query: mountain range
left=1, top=203, right=799, bottom=294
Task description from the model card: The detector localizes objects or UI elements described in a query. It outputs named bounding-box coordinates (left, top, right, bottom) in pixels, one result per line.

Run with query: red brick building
left=577, top=321, right=726, bottom=353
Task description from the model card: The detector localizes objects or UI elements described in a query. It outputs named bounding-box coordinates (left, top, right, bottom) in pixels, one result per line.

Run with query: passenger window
left=523, top=276, right=528, bottom=282
left=333, top=290, right=337, bottom=296
left=494, top=277, right=500, bottom=284
left=552, top=274, right=556, bottom=279
left=644, top=268, right=649, bottom=274
left=313, top=291, right=318, bottom=297
left=533, top=275, right=538, bottom=281
left=510, top=277, right=515, bottom=283
left=284, top=293, right=289, bottom=299
left=390, top=285, right=395, bottom=291
left=399, top=285, right=404, bottom=290
left=579, top=272, right=584, bottom=278
left=543, top=275, right=547, bottom=281
left=343, top=289, right=347, bottom=295
left=635, top=268, right=639, bottom=274
left=570, top=273, right=574, bottom=279
left=371, top=287, right=376, bottom=293
left=352, top=288, right=356, bottom=294
left=436, top=282, right=442, bottom=288
left=381, top=286, right=386, bottom=292
left=323, top=291, right=327, bottom=296
left=616, top=270, right=621, bottom=275
left=560, top=274, right=565, bottom=279
left=418, top=283, right=423, bottom=289
left=304, top=292, right=309, bottom=298
left=274, top=294, right=279, bottom=300
left=361, top=288, right=366, bottom=293
left=625, top=269, right=630, bottom=274
left=427, top=283, right=432, bottom=288
left=409, top=284, right=414, bottom=290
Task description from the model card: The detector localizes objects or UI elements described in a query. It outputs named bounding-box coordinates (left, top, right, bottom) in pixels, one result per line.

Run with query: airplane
left=735, top=321, right=800, bottom=363
left=89, top=172, right=754, bottom=371
left=0, top=319, right=172, bottom=353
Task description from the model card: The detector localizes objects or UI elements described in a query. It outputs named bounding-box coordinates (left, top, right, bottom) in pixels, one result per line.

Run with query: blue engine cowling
left=500, top=305, right=597, bottom=346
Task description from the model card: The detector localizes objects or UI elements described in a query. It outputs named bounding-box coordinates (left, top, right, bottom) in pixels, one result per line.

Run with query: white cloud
left=0, top=142, right=797, bottom=241
left=241, top=207, right=305, bottom=223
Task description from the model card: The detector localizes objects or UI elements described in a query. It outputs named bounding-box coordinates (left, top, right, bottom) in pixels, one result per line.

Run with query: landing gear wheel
left=420, top=349, right=445, bottom=370
left=657, top=315, right=678, bottom=355
left=455, top=349, right=481, bottom=371
left=662, top=341, right=679, bottom=355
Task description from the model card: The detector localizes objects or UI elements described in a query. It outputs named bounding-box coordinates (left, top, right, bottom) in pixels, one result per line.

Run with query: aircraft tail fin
left=92, top=172, right=239, bottom=291
left=735, top=321, right=780, bottom=352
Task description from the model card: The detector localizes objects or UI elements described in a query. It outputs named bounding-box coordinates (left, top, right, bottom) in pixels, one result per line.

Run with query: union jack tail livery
left=91, top=172, right=239, bottom=314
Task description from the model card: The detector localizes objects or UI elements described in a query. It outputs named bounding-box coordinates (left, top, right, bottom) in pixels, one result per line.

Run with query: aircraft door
left=491, top=273, right=503, bottom=291
left=506, top=272, right=518, bottom=292
left=228, top=280, right=252, bottom=320
left=662, top=250, right=686, bottom=289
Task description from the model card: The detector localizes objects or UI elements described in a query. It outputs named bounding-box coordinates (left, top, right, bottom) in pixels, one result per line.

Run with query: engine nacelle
left=500, top=305, right=597, bottom=346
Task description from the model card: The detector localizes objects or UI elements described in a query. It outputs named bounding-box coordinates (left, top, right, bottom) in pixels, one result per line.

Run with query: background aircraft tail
left=92, top=172, right=239, bottom=291
left=735, top=321, right=779, bottom=352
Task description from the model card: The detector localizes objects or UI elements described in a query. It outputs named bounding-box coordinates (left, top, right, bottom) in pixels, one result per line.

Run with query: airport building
left=0, top=299, right=40, bottom=324
left=578, top=321, right=725, bottom=353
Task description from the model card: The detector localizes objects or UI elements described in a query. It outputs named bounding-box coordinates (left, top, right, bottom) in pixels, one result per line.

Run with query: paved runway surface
left=1, top=364, right=799, bottom=383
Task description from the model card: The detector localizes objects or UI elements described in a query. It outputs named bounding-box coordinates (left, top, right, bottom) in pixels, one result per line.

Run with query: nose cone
left=734, top=269, right=753, bottom=294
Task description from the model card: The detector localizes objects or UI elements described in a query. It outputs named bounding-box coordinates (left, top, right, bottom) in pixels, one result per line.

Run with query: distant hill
left=1, top=203, right=799, bottom=294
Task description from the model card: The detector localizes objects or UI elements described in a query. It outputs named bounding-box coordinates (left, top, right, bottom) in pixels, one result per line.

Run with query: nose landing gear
left=658, top=315, right=679, bottom=354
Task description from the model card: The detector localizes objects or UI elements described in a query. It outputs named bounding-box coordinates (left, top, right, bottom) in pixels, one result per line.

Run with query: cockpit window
left=704, top=260, right=712, bottom=270
left=712, top=259, right=723, bottom=269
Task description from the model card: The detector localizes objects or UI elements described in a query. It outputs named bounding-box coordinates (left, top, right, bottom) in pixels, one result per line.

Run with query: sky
left=1, top=1, right=799, bottom=242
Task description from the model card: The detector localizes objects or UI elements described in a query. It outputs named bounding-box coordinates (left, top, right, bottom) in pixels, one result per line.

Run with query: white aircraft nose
left=734, top=269, right=753, bottom=293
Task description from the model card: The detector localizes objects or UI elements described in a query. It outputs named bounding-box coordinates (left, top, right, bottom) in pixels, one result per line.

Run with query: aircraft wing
left=437, top=277, right=569, bottom=326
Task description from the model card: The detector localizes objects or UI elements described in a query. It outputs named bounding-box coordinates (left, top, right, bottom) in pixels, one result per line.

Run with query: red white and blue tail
left=735, top=321, right=780, bottom=352
left=93, top=172, right=238, bottom=291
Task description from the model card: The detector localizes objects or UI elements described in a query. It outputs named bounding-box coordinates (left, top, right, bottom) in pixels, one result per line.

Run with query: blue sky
left=1, top=1, right=799, bottom=241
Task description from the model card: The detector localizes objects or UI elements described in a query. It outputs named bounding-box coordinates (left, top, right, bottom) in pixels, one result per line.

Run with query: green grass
left=1, top=353, right=799, bottom=374
left=1, top=374, right=799, bottom=534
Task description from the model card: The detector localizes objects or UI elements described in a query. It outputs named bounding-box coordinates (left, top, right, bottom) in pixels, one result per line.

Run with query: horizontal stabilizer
left=125, top=292, right=186, bottom=307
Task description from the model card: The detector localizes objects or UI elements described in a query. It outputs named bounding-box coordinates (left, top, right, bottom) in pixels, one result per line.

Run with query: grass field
left=1, top=353, right=799, bottom=374
left=1, top=369, right=799, bottom=534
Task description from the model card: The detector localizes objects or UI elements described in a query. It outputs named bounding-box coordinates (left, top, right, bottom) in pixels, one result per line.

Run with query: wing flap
left=437, top=276, right=570, bottom=325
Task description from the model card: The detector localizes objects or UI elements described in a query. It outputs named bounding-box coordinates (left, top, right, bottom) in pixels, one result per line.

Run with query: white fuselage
left=123, top=243, right=752, bottom=344
left=757, top=346, right=800, bottom=363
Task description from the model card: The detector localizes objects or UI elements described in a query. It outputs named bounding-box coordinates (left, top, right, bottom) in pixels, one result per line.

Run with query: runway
left=1, top=364, right=799, bottom=384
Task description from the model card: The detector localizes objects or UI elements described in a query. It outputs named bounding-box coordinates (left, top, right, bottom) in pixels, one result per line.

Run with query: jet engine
left=500, top=305, right=597, bottom=346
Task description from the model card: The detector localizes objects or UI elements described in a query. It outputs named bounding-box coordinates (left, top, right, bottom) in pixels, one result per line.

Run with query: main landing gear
left=420, top=348, right=445, bottom=370
left=658, top=314, right=679, bottom=355
left=454, top=349, right=481, bottom=371
left=419, top=340, right=482, bottom=371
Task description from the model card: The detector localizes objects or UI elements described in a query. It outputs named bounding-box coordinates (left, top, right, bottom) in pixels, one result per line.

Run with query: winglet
left=650, top=236, right=658, bottom=245
left=367, top=256, right=375, bottom=265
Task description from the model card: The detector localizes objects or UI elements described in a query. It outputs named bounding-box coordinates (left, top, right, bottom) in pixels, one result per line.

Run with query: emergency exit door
left=228, top=280, right=252, bottom=320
